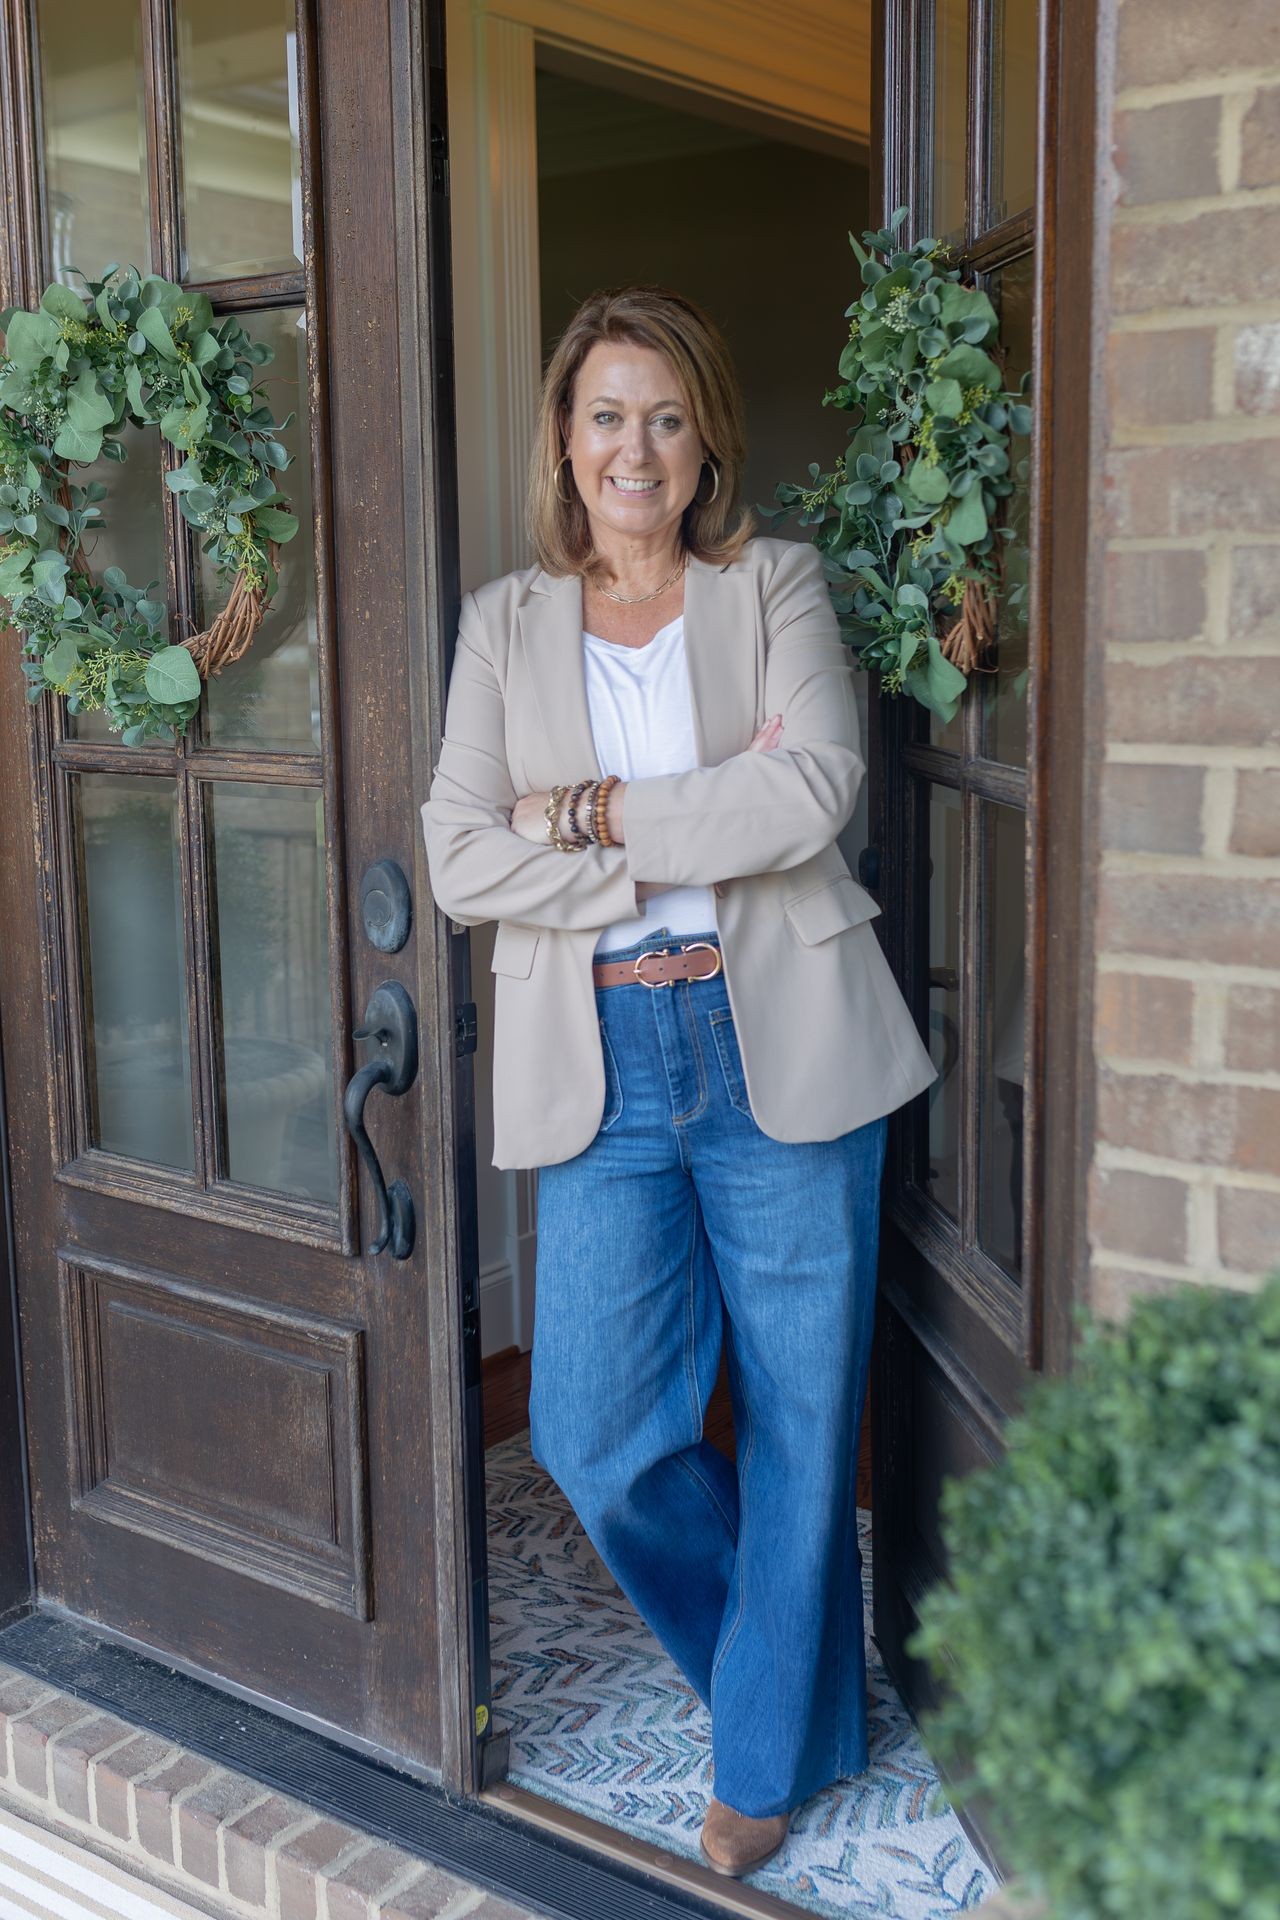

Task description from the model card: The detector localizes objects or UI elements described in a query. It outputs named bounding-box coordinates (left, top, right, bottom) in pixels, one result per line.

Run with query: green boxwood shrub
left=910, top=1274, right=1280, bottom=1920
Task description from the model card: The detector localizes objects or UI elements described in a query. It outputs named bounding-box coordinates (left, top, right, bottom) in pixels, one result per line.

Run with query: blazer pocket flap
left=491, top=921, right=541, bottom=978
left=784, top=874, right=882, bottom=945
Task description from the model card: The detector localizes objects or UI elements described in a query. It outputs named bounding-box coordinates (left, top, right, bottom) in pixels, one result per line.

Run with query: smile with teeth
left=608, top=476, right=661, bottom=494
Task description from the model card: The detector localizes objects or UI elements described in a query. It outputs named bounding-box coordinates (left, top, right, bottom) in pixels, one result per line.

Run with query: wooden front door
left=0, top=0, right=475, bottom=1780
left=868, top=0, right=1090, bottom=1764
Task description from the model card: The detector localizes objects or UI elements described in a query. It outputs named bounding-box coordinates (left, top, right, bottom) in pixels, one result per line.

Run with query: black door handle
left=343, top=980, right=417, bottom=1258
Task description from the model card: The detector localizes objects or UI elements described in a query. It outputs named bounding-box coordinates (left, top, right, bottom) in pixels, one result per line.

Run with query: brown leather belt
left=593, top=940, right=723, bottom=990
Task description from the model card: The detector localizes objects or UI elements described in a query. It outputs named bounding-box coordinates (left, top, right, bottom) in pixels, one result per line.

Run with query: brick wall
left=1087, top=0, right=1280, bottom=1314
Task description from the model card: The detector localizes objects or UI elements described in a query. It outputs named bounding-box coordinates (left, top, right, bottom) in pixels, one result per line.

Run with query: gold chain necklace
left=589, top=553, right=688, bottom=606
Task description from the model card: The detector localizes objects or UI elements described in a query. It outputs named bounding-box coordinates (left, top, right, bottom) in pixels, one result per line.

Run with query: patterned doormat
left=485, top=1430, right=994, bottom=1918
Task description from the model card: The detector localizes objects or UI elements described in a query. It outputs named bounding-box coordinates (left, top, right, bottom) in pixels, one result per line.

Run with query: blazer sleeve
left=420, top=589, right=643, bottom=931
left=620, top=542, right=863, bottom=887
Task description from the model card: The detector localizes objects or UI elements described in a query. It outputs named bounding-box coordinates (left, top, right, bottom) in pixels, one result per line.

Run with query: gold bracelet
left=545, top=783, right=581, bottom=852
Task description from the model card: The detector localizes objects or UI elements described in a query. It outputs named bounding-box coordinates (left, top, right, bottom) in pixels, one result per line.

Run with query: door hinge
left=454, top=1001, right=478, bottom=1057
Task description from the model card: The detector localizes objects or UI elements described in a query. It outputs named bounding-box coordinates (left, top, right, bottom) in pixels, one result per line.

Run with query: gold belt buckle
left=634, top=947, right=672, bottom=988
left=681, top=940, right=722, bottom=980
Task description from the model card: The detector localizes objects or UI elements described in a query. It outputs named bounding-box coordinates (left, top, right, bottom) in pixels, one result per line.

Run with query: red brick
left=1106, top=441, right=1280, bottom=538
left=1114, top=99, right=1221, bottom=205
left=1104, top=546, right=1208, bottom=644
left=1117, top=4, right=1280, bottom=87
left=1095, top=971, right=1195, bottom=1063
left=134, top=1751, right=216, bottom=1866
left=274, top=1817, right=363, bottom=1920
left=1090, top=1265, right=1188, bottom=1321
left=1241, top=86, right=1280, bottom=189
left=1225, top=984, right=1280, bottom=1072
left=1109, top=329, right=1215, bottom=432
left=1217, top=1186, right=1280, bottom=1272
left=0, top=1673, right=54, bottom=1780
left=92, top=1731, right=178, bottom=1842
left=1230, top=770, right=1280, bottom=857
left=1230, top=545, right=1280, bottom=637
left=1098, top=1069, right=1280, bottom=1174
left=1113, top=206, right=1280, bottom=315
left=1105, top=656, right=1280, bottom=748
left=1091, top=1166, right=1191, bottom=1263
left=324, top=1839, right=421, bottom=1920
left=1098, top=871, right=1280, bottom=970
left=49, top=1711, right=136, bottom=1823
left=1234, top=322, right=1280, bottom=416
left=380, top=1863, right=505, bottom=1918
left=1100, top=763, right=1204, bottom=853
left=10, top=1695, right=96, bottom=1799
left=177, top=1767, right=270, bottom=1888
left=224, top=1791, right=314, bottom=1907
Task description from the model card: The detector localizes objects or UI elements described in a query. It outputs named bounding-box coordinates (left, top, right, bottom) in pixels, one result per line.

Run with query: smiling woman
left=420, top=282, right=935, bottom=1879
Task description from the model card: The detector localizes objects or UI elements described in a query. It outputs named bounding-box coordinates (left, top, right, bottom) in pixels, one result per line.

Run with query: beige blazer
left=421, top=535, right=936, bottom=1169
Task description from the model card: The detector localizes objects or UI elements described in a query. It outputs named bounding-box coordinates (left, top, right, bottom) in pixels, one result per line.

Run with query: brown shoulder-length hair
left=527, top=285, right=754, bottom=577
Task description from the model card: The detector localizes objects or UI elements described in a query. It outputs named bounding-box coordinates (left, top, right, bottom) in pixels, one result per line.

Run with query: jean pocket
left=709, top=1006, right=752, bottom=1116
left=598, top=1018, right=624, bottom=1132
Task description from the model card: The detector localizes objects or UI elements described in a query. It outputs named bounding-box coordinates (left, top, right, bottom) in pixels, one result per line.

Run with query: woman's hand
left=509, top=715, right=783, bottom=852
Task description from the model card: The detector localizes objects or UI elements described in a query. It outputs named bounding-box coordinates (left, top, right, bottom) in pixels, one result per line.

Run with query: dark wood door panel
left=0, top=0, right=466, bottom=1778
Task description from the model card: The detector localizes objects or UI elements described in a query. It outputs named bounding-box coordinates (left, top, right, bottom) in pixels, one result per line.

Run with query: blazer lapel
left=519, top=553, right=759, bottom=782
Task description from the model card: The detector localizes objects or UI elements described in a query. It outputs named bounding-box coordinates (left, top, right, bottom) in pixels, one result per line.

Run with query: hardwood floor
left=481, top=1343, right=874, bottom=1507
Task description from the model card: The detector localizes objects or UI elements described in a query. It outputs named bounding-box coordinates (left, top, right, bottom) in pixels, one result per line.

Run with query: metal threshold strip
left=0, top=1611, right=803, bottom=1920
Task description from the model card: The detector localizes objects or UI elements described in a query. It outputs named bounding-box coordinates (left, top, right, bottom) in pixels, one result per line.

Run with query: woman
left=421, top=286, right=935, bottom=1879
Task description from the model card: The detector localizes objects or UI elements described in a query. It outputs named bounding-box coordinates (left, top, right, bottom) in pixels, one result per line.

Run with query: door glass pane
left=930, top=0, right=969, bottom=244
left=925, top=782, right=962, bottom=1218
left=979, top=802, right=1025, bottom=1277
left=983, top=251, right=1034, bottom=768
left=198, top=307, right=320, bottom=750
left=75, top=774, right=194, bottom=1169
left=175, top=0, right=303, bottom=283
left=208, top=782, right=335, bottom=1202
left=987, top=0, right=1040, bottom=227
left=36, top=0, right=150, bottom=286
left=65, top=424, right=169, bottom=743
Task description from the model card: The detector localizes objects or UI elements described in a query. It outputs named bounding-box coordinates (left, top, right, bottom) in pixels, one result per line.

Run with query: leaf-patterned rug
left=485, top=1430, right=995, bottom=1917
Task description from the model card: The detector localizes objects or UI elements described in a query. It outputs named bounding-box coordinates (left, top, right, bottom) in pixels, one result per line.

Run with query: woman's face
left=561, top=340, right=706, bottom=550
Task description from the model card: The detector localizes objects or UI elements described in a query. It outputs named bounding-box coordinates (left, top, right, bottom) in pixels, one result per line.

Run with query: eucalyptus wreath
left=0, top=265, right=299, bottom=743
left=764, top=207, right=1033, bottom=724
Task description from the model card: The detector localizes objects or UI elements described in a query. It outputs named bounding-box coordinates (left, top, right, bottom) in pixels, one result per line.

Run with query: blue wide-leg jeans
left=528, top=925, right=888, bottom=1820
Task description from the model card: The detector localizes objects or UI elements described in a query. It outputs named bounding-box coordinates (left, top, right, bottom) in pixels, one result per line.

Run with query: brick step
left=0, top=1662, right=540, bottom=1920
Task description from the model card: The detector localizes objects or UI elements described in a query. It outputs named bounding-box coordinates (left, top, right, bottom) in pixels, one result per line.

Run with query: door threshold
left=483, top=1779, right=812, bottom=1919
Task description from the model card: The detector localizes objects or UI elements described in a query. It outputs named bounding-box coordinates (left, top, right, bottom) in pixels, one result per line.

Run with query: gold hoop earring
left=554, top=455, right=576, bottom=507
left=697, top=459, right=721, bottom=508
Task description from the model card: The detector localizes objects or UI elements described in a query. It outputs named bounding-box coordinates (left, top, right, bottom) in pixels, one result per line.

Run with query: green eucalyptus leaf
left=934, top=343, right=1002, bottom=391
left=52, top=419, right=103, bottom=464
left=4, top=307, right=62, bottom=368
left=40, top=281, right=87, bottom=323
left=144, top=644, right=202, bottom=706
left=947, top=486, right=989, bottom=545
left=904, top=459, right=951, bottom=506
left=42, top=633, right=81, bottom=684
left=925, top=377, right=963, bottom=419
left=136, top=305, right=179, bottom=361
left=251, top=505, right=298, bottom=542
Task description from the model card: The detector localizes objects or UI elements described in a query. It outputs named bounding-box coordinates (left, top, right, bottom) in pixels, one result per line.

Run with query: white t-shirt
left=581, top=614, right=718, bottom=954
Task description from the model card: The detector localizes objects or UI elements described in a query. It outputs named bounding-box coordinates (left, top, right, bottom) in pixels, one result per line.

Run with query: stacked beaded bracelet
left=543, top=774, right=620, bottom=851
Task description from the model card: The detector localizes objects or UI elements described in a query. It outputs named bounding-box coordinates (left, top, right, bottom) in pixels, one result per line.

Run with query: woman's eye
left=654, top=415, right=683, bottom=432
left=593, top=411, right=619, bottom=426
